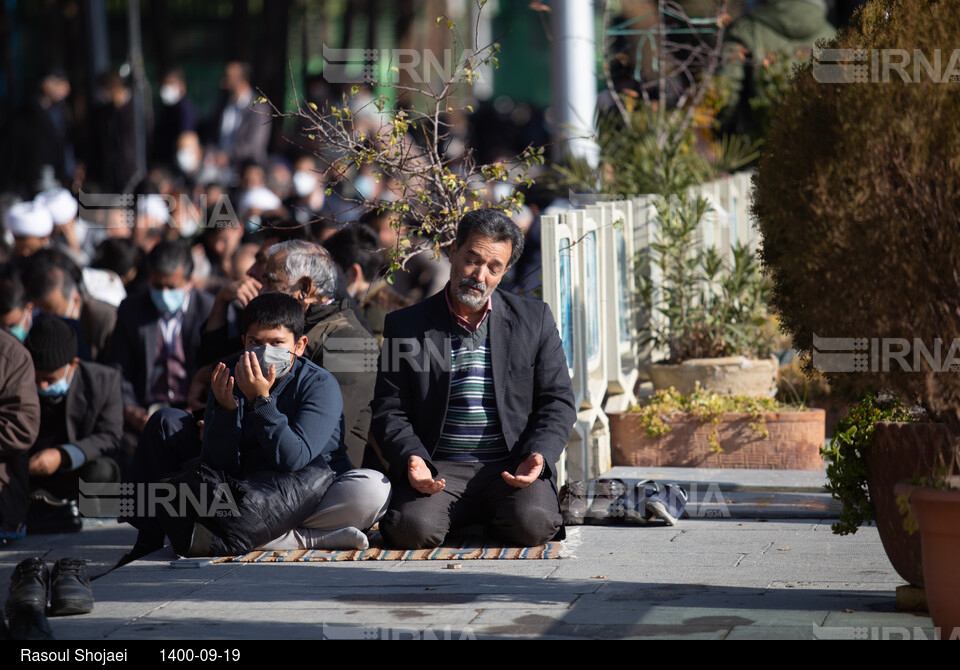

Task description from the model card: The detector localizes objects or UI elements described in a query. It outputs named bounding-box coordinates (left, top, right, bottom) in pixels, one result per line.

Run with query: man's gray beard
left=455, top=280, right=487, bottom=309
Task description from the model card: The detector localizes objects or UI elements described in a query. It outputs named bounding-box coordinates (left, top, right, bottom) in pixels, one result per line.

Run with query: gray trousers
left=379, top=459, right=562, bottom=549
left=261, top=468, right=391, bottom=550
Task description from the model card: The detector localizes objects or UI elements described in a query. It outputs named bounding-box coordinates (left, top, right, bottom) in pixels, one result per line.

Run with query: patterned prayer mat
left=211, top=540, right=562, bottom=563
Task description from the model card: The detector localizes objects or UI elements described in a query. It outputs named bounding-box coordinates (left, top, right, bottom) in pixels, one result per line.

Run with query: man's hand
left=408, top=455, right=445, bottom=495
left=502, top=452, right=544, bottom=489
left=29, top=448, right=63, bottom=476
left=123, top=405, right=149, bottom=432
left=234, top=351, right=275, bottom=402
left=217, top=277, right=261, bottom=308
left=211, top=362, right=238, bottom=410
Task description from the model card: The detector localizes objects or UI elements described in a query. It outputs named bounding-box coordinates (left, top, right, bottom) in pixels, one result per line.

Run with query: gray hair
left=265, top=240, right=338, bottom=300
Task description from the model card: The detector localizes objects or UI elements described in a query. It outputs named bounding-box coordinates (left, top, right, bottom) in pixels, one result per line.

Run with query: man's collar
left=444, top=283, right=492, bottom=333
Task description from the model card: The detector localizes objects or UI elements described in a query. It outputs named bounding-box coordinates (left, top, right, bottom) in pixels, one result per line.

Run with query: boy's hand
left=211, top=362, right=238, bottom=410
left=235, top=351, right=275, bottom=402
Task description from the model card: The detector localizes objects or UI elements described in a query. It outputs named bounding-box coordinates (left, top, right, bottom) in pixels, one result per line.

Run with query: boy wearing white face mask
left=125, top=292, right=390, bottom=558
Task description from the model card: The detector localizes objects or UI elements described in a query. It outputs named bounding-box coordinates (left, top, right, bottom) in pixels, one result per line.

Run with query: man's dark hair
left=148, top=239, right=194, bottom=278
left=323, top=223, right=383, bottom=281
left=21, top=259, right=78, bottom=304
left=92, top=238, right=140, bottom=278
left=456, top=208, right=524, bottom=267
left=0, top=267, right=27, bottom=315
left=241, top=292, right=305, bottom=340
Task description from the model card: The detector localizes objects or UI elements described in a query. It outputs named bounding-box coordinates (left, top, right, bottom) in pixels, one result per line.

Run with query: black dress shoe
left=7, top=603, right=55, bottom=640
left=26, top=490, right=82, bottom=534
left=49, top=559, right=93, bottom=616
left=5, top=558, right=49, bottom=617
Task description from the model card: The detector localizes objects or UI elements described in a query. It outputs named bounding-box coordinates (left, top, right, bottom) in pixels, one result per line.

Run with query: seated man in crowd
left=0, top=270, right=35, bottom=343
left=323, top=223, right=413, bottom=344
left=126, top=292, right=390, bottom=559
left=23, top=316, right=123, bottom=531
left=106, top=240, right=214, bottom=456
left=260, top=240, right=378, bottom=471
left=0, top=329, right=40, bottom=544
left=372, top=209, right=576, bottom=548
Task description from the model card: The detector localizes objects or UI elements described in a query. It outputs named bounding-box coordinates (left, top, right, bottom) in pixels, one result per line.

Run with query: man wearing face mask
left=21, top=252, right=116, bottom=362
left=0, top=272, right=34, bottom=344
left=153, top=68, right=197, bottom=168
left=23, top=316, right=122, bottom=532
left=106, top=240, right=214, bottom=441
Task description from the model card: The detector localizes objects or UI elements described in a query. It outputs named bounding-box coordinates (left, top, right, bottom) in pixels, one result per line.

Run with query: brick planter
left=609, top=409, right=826, bottom=470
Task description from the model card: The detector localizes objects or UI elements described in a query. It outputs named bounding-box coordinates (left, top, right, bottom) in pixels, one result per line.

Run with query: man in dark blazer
left=213, top=61, right=271, bottom=171
left=371, top=209, right=577, bottom=549
left=24, top=316, right=122, bottom=513
left=106, top=240, right=215, bottom=439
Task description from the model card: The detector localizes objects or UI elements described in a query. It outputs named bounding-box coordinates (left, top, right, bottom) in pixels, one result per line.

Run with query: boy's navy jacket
left=201, top=355, right=351, bottom=476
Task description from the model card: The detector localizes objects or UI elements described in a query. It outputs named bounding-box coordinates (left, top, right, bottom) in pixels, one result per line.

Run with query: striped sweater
left=434, top=323, right=509, bottom=462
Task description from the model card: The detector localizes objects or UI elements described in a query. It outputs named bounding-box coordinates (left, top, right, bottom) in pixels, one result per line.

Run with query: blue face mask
left=150, top=287, right=187, bottom=315
left=9, top=324, right=27, bottom=342
left=38, top=368, right=73, bottom=399
left=8, top=310, right=31, bottom=342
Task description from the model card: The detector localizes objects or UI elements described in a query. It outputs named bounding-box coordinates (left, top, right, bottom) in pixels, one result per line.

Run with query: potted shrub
left=638, top=193, right=780, bottom=397
left=753, top=0, right=960, bottom=628
left=819, top=394, right=955, bottom=588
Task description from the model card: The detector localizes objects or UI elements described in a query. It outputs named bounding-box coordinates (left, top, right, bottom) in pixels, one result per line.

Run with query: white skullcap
left=36, top=188, right=78, bottom=225
left=239, top=187, right=282, bottom=215
left=5, top=201, right=54, bottom=238
left=137, top=194, right=171, bottom=223
left=82, top=267, right=127, bottom=308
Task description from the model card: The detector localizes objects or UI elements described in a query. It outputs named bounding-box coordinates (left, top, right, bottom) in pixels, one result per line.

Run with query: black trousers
left=125, top=408, right=203, bottom=546
left=379, top=459, right=562, bottom=549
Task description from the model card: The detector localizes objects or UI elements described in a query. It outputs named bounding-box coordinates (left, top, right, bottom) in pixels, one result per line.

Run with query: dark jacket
left=303, top=300, right=377, bottom=470
left=56, top=361, right=123, bottom=463
left=0, top=331, right=41, bottom=535
left=105, top=288, right=215, bottom=409
left=202, top=356, right=350, bottom=477
left=158, top=457, right=336, bottom=557
left=80, top=296, right=118, bottom=364
left=371, top=289, right=577, bottom=483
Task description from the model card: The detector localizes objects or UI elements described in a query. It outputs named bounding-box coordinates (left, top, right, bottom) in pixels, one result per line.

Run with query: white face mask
left=354, top=175, right=377, bottom=201
left=492, top=182, right=514, bottom=203
left=160, top=84, right=183, bottom=106
left=177, top=148, right=200, bottom=174
left=245, top=344, right=294, bottom=380
left=292, top=171, right=317, bottom=198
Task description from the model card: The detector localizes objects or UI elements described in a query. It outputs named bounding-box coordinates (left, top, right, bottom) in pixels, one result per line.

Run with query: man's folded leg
left=483, top=465, right=562, bottom=547
left=378, top=460, right=480, bottom=549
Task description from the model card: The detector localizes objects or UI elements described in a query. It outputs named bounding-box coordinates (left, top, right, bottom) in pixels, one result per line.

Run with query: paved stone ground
left=0, top=468, right=934, bottom=640
left=1, top=518, right=932, bottom=640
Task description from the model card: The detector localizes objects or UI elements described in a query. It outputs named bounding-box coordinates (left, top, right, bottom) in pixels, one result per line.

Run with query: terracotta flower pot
left=894, top=479, right=960, bottom=634
left=868, top=422, right=955, bottom=587
left=609, top=409, right=824, bottom=470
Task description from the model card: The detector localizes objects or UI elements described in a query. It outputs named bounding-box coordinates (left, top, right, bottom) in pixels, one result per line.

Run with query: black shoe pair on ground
left=1, top=557, right=94, bottom=640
